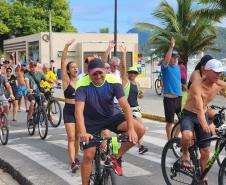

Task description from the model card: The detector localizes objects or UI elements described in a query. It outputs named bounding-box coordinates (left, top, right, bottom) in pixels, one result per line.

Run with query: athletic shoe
left=111, top=156, right=123, bottom=176
left=71, top=158, right=80, bottom=173
left=139, top=145, right=148, bottom=154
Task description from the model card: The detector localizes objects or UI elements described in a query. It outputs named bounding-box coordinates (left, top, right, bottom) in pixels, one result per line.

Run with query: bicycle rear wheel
left=27, top=114, right=35, bottom=136
left=218, top=157, right=226, bottom=185
left=38, top=109, right=48, bottom=139
left=171, top=122, right=182, bottom=139
left=155, top=79, right=163, bottom=96
left=102, top=168, right=117, bottom=185
left=48, top=100, right=62, bottom=127
left=161, top=138, right=194, bottom=185
left=0, top=114, right=9, bottom=145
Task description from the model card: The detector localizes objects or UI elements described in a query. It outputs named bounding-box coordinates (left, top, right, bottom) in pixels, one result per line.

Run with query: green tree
left=0, top=0, right=76, bottom=51
left=197, top=0, right=226, bottom=21
left=100, top=27, right=109, bottom=33
left=136, top=0, right=217, bottom=66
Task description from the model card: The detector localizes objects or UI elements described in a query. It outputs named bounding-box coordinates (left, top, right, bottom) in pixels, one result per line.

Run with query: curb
left=0, top=158, right=33, bottom=185
left=54, top=96, right=171, bottom=123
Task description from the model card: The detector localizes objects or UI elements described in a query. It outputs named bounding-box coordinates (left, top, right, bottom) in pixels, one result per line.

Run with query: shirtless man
left=15, top=64, right=28, bottom=111
left=181, top=59, right=226, bottom=183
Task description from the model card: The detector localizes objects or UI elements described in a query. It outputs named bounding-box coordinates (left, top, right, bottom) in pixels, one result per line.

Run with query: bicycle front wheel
left=48, top=100, right=62, bottom=127
left=218, top=157, right=226, bottom=185
left=155, top=79, right=163, bottom=96
left=216, top=138, right=226, bottom=167
left=38, top=109, right=48, bottom=139
left=161, top=138, right=194, bottom=185
left=102, top=168, right=117, bottom=185
left=27, top=114, right=35, bottom=136
left=0, top=115, right=9, bottom=145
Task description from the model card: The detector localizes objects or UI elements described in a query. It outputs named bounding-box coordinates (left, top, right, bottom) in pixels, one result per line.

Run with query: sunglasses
left=6, top=70, right=12, bottom=73
left=128, top=71, right=138, bottom=75
left=29, top=65, right=37, bottom=67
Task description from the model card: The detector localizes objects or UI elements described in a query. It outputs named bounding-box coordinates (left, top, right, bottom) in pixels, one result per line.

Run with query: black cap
left=29, top=60, right=37, bottom=65
left=88, top=58, right=105, bottom=75
left=3, top=60, right=10, bottom=64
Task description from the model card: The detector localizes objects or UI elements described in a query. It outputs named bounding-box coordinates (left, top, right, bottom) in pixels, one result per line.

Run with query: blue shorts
left=18, top=85, right=27, bottom=96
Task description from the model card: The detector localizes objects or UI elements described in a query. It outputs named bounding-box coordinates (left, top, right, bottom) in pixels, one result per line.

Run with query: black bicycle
left=153, top=71, right=163, bottom=96
left=161, top=125, right=226, bottom=185
left=27, top=92, right=48, bottom=139
left=44, top=85, right=62, bottom=128
left=83, top=134, right=129, bottom=185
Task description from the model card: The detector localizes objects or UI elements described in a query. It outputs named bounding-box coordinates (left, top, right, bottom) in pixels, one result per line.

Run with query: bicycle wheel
left=171, top=122, right=181, bottom=139
left=161, top=138, right=194, bottom=185
left=216, top=138, right=226, bottom=167
left=0, top=114, right=9, bottom=145
left=27, top=114, right=35, bottom=136
left=38, top=109, right=48, bottom=139
left=218, top=157, right=226, bottom=185
left=89, top=150, right=102, bottom=185
left=48, top=100, right=62, bottom=127
left=155, top=79, right=162, bottom=96
left=102, top=168, right=117, bottom=185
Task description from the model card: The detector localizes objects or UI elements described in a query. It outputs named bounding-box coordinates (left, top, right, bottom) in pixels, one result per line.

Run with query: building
left=3, top=32, right=138, bottom=73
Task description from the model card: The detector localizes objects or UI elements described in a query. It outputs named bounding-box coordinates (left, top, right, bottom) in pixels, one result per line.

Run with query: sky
left=69, top=0, right=226, bottom=33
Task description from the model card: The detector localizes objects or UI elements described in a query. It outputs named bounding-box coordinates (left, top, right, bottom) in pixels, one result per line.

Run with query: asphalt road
left=0, top=101, right=224, bottom=185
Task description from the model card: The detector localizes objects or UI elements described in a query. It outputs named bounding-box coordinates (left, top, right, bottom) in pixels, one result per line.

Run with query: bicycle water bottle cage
left=112, top=137, right=118, bottom=155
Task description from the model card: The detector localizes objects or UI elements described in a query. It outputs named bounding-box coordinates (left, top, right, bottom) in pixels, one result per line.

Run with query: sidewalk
left=0, top=169, right=19, bottom=185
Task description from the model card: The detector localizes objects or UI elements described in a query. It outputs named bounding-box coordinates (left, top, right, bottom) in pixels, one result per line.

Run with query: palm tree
left=136, top=0, right=217, bottom=67
left=197, top=0, right=226, bottom=21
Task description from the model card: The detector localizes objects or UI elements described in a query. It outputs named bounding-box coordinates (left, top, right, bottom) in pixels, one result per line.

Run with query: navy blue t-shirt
left=75, top=74, right=124, bottom=127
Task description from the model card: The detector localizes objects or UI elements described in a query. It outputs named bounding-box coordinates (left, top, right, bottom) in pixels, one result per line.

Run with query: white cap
left=205, top=59, right=224, bottom=73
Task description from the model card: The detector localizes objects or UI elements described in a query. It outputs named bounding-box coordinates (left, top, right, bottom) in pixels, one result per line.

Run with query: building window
left=28, top=41, right=39, bottom=62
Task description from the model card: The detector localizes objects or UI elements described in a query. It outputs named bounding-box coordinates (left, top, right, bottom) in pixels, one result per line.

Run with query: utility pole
left=114, top=0, right=117, bottom=56
left=49, top=9, right=53, bottom=70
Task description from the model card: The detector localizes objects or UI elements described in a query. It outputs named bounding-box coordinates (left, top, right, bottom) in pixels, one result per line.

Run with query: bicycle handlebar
left=211, top=105, right=226, bottom=111
left=82, top=134, right=130, bottom=145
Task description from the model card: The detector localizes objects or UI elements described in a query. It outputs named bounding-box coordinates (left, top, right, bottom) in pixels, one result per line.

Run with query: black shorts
left=181, top=79, right=186, bottom=85
left=27, top=94, right=46, bottom=103
left=180, top=109, right=210, bottom=149
left=82, top=113, right=126, bottom=150
left=163, top=96, right=182, bottom=123
left=63, top=103, right=76, bottom=124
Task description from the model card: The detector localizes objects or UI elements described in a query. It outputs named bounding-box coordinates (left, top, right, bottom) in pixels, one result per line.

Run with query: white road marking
left=7, top=144, right=82, bottom=185
left=47, top=140, right=151, bottom=177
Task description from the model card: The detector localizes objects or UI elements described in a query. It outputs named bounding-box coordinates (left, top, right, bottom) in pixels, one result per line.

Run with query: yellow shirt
left=40, top=71, right=57, bottom=92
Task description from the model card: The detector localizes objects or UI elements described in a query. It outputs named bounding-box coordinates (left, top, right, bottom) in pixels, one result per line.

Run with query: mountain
left=128, top=27, right=226, bottom=59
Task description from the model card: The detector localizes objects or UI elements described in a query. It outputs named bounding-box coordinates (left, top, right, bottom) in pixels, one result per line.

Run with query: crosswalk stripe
left=47, top=140, right=151, bottom=177
left=7, top=144, right=82, bottom=185
left=9, top=126, right=65, bottom=134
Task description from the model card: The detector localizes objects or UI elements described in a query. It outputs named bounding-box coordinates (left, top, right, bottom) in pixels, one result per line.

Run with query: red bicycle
left=0, top=99, right=10, bottom=145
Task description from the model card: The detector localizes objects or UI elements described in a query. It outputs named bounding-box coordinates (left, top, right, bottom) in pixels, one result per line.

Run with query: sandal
left=181, top=160, right=194, bottom=169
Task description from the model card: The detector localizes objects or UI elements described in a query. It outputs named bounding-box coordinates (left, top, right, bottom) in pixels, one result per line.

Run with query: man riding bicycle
left=75, top=58, right=145, bottom=185
left=25, top=61, right=52, bottom=121
left=0, top=71, right=15, bottom=115
left=181, top=59, right=226, bottom=184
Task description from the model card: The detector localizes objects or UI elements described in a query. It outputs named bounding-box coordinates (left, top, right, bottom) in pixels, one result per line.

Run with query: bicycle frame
left=184, top=134, right=226, bottom=183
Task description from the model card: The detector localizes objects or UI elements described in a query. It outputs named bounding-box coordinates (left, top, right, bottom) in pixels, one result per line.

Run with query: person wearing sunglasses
left=25, top=61, right=51, bottom=122
left=103, top=40, right=121, bottom=80
left=6, top=67, right=19, bottom=121
left=75, top=58, right=144, bottom=184
left=120, top=44, right=148, bottom=155
left=0, top=68, right=15, bottom=115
